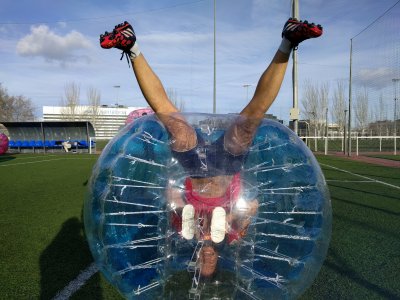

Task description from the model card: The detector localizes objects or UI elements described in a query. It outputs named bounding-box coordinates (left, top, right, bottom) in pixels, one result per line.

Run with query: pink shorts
left=184, top=173, right=241, bottom=213
left=171, top=173, right=241, bottom=239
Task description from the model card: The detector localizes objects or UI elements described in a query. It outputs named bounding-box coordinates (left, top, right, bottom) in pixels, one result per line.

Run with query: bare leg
left=131, top=55, right=176, bottom=114
left=224, top=16, right=324, bottom=154
left=224, top=50, right=290, bottom=155
left=241, top=51, right=290, bottom=118
left=131, top=54, right=197, bottom=151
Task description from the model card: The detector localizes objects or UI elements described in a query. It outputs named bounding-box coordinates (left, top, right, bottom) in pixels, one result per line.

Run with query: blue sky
left=0, top=0, right=398, bottom=122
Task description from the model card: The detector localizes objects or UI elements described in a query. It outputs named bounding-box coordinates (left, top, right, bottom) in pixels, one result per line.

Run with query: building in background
left=43, top=105, right=148, bottom=139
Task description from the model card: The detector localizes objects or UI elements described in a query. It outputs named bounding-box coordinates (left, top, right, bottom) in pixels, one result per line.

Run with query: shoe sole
left=100, top=23, right=135, bottom=49
left=182, top=204, right=195, bottom=240
left=211, top=207, right=226, bottom=243
left=284, top=25, right=322, bottom=36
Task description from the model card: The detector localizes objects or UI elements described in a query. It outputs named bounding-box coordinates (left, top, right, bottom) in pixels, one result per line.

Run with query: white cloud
left=16, top=25, right=92, bottom=64
left=355, top=67, right=395, bottom=90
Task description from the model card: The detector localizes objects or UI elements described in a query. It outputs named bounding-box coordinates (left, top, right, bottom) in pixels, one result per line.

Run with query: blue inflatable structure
left=84, top=113, right=331, bottom=299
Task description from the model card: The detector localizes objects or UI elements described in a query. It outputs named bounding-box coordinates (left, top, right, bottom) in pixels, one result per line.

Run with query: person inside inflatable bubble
left=88, top=17, right=329, bottom=299
left=0, top=133, right=9, bottom=155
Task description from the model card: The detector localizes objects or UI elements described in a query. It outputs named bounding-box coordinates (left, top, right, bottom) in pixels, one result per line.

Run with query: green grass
left=301, top=155, right=400, bottom=300
left=95, top=140, right=111, bottom=152
left=0, top=153, right=399, bottom=299
left=0, top=153, right=122, bottom=299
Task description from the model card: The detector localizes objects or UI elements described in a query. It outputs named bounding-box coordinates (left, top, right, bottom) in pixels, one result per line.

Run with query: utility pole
left=113, top=85, right=120, bottom=106
left=325, top=107, right=328, bottom=155
left=344, top=109, right=348, bottom=154
left=213, top=0, right=217, bottom=114
left=291, top=0, right=299, bottom=135
left=243, top=84, right=252, bottom=102
left=347, top=39, right=353, bottom=156
left=393, top=78, right=399, bottom=155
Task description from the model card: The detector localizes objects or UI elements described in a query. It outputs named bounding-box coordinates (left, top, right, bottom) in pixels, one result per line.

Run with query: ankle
left=129, top=42, right=141, bottom=60
left=278, top=38, right=293, bottom=54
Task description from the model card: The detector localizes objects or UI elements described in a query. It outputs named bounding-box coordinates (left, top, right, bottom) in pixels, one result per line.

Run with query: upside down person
left=100, top=17, right=323, bottom=277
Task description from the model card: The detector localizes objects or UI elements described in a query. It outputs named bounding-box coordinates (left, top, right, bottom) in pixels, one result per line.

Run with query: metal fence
left=348, top=2, right=399, bottom=155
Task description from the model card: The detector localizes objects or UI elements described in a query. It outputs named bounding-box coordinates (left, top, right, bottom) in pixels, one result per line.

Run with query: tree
left=60, top=82, right=81, bottom=121
left=354, top=87, right=369, bottom=135
left=301, top=80, right=329, bottom=136
left=0, top=83, right=35, bottom=121
left=331, top=81, right=346, bottom=133
left=85, top=87, right=101, bottom=129
left=377, top=93, right=388, bottom=135
left=167, top=88, right=185, bottom=111
left=318, top=82, right=330, bottom=135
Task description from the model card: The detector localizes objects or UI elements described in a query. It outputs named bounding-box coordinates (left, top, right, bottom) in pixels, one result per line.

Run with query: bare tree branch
left=331, top=81, right=346, bottom=133
left=354, top=87, right=369, bottom=135
left=167, top=88, right=185, bottom=112
left=86, top=86, right=101, bottom=129
left=60, top=82, right=81, bottom=121
left=0, top=83, right=35, bottom=121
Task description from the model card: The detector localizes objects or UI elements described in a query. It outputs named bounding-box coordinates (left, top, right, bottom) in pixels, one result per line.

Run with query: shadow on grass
left=333, top=196, right=400, bottom=217
left=0, top=155, right=16, bottom=163
left=328, top=182, right=400, bottom=202
left=355, top=171, right=400, bottom=180
left=325, top=248, right=400, bottom=299
left=39, top=217, right=102, bottom=300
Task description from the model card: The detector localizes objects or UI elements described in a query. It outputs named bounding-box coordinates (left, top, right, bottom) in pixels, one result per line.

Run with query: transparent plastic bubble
left=0, top=133, right=9, bottom=155
left=84, top=113, right=331, bottom=300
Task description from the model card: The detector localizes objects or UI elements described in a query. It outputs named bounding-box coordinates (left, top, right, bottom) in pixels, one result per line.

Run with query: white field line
left=45, top=161, right=399, bottom=300
left=321, top=163, right=400, bottom=190
left=0, top=157, right=96, bottom=167
left=52, top=262, right=98, bottom=300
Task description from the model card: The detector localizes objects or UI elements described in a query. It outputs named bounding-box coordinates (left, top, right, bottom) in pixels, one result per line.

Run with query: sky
left=0, top=0, right=399, bottom=123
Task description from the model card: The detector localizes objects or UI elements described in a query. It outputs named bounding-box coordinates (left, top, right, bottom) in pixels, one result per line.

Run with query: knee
left=169, top=123, right=197, bottom=151
left=166, top=116, right=197, bottom=152
left=224, top=121, right=259, bottom=155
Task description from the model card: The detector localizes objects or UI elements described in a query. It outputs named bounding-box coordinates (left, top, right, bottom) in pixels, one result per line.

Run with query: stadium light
left=243, top=84, right=252, bottom=102
left=392, top=78, right=399, bottom=155
left=292, top=0, right=299, bottom=135
left=213, top=0, right=217, bottom=114
left=113, top=85, right=120, bottom=107
left=344, top=109, right=348, bottom=154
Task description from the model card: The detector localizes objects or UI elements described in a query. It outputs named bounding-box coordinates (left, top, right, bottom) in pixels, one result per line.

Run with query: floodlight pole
left=344, top=109, right=348, bottom=154
left=325, top=107, right=328, bottom=155
left=113, top=85, right=120, bottom=106
left=243, top=84, right=252, bottom=102
left=292, top=0, right=299, bottom=135
left=213, top=0, right=217, bottom=114
left=393, top=78, right=399, bottom=155
left=347, top=39, right=353, bottom=156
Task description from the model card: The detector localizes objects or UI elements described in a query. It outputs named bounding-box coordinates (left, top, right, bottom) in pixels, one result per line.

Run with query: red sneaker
left=282, top=18, right=323, bottom=47
left=100, top=21, right=136, bottom=51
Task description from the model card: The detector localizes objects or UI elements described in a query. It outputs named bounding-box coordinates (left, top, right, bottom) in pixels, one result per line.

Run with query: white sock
left=130, top=42, right=141, bottom=60
left=278, top=38, right=293, bottom=54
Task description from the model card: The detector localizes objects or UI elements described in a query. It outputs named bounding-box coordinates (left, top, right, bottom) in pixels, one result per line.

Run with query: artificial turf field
left=0, top=153, right=399, bottom=299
